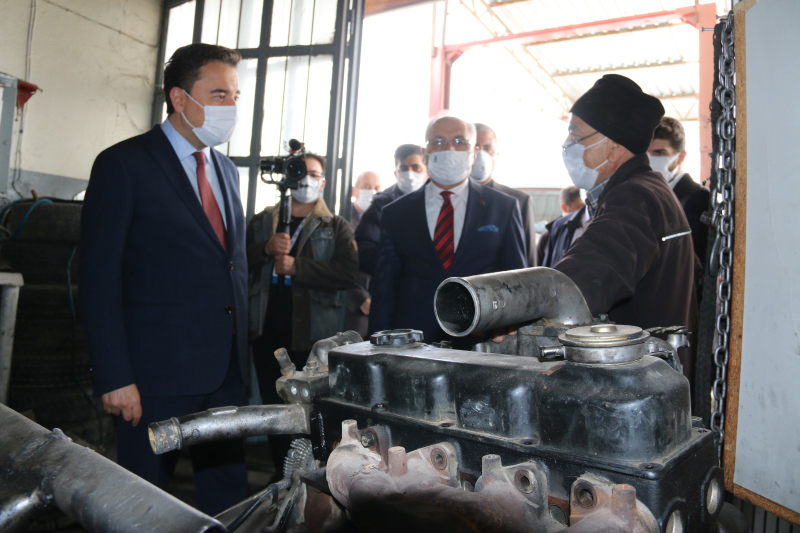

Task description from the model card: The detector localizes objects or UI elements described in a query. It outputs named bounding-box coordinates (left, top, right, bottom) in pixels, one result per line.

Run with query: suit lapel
left=450, top=181, right=484, bottom=272
left=411, top=185, right=443, bottom=267
left=145, top=127, right=226, bottom=254
left=211, top=149, right=237, bottom=254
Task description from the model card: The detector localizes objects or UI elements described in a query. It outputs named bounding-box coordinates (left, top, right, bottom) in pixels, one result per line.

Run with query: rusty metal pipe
left=0, top=404, right=224, bottom=533
left=305, top=330, right=363, bottom=370
left=434, top=267, right=593, bottom=337
left=149, top=404, right=310, bottom=455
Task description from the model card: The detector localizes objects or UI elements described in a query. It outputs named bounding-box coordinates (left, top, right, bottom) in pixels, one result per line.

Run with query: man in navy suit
left=80, top=44, right=248, bottom=515
left=370, top=116, right=527, bottom=343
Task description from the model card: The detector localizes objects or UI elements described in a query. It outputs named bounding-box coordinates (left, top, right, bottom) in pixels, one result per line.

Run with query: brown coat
left=246, top=198, right=359, bottom=350
left=555, top=153, right=696, bottom=330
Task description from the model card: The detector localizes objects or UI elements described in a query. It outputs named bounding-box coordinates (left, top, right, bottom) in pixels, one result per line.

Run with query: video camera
left=260, top=139, right=307, bottom=189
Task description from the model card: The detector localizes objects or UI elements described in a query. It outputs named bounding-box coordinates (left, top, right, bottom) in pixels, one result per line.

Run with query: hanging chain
left=710, top=11, right=736, bottom=462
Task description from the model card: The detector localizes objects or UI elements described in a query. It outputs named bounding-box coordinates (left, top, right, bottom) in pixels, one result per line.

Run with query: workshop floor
left=37, top=438, right=277, bottom=532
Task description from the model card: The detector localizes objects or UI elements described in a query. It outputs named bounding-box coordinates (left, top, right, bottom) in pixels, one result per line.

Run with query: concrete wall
left=0, top=0, right=162, bottom=198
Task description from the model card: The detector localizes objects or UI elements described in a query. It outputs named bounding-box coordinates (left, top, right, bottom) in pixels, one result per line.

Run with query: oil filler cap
left=559, top=324, right=650, bottom=364
left=370, top=329, right=424, bottom=346
left=560, top=324, right=647, bottom=348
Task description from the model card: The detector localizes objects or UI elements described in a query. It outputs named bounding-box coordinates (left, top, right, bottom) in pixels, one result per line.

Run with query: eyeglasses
left=427, top=137, right=472, bottom=151
left=562, top=131, right=600, bottom=153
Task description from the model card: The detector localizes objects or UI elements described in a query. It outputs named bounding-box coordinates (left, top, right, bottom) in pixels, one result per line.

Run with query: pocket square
left=478, top=225, right=499, bottom=232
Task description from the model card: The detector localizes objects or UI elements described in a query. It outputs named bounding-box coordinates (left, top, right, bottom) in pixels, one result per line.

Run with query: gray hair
left=560, top=186, right=581, bottom=206
left=425, top=112, right=477, bottom=145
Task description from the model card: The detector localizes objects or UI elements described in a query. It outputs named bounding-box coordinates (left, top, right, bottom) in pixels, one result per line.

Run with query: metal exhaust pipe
left=434, top=267, right=593, bottom=337
left=149, top=404, right=310, bottom=455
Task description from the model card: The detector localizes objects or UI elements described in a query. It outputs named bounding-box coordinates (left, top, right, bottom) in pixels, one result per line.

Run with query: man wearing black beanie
left=553, top=74, right=697, bottom=386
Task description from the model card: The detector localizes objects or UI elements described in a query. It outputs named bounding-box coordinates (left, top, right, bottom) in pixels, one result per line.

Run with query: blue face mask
left=561, top=136, right=608, bottom=190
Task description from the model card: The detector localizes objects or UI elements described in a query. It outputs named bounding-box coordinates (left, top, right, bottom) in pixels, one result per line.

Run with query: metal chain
left=710, top=11, right=736, bottom=462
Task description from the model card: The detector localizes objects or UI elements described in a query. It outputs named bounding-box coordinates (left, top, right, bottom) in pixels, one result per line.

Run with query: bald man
left=350, top=171, right=381, bottom=231
left=370, top=115, right=527, bottom=343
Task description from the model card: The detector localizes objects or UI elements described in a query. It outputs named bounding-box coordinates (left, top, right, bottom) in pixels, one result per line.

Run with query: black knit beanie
left=570, top=74, right=665, bottom=155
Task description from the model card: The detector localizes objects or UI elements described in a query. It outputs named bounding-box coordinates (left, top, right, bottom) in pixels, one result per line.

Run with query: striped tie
left=433, top=191, right=454, bottom=270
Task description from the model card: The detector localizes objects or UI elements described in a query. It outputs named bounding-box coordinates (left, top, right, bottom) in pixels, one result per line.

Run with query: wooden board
left=723, top=0, right=800, bottom=525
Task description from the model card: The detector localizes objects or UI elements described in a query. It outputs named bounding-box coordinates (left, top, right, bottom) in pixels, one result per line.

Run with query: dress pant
left=116, top=341, right=247, bottom=517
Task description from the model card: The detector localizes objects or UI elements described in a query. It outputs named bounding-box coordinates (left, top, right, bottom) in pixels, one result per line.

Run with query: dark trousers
left=116, top=344, right=248, bottom=517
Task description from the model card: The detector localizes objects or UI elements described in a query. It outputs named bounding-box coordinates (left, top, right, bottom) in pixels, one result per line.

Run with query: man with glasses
left=553, top=75, right=695, bottom=378
left=369, top=115, right=527, bottom=343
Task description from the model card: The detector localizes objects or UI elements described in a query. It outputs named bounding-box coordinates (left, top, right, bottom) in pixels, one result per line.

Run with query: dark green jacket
left=246, top=198, right=358, bottom=350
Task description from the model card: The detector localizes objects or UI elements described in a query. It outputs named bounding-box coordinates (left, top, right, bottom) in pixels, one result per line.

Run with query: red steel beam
left=444, top=8, right=699, bottom=53
left=695, top=3, right=715, bottom=185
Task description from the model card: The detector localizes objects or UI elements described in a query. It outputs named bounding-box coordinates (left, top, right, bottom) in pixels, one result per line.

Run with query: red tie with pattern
left=434, top=191, right=455, bottom=270
left=193, top=152, right=228, bottom=252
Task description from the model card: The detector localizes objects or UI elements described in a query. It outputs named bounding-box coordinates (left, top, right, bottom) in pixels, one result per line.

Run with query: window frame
left=153, top=0, right=364, bottom=220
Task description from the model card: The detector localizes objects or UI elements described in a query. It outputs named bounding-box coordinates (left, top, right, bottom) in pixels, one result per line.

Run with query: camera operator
left=246, top=152, right=357, bottom=468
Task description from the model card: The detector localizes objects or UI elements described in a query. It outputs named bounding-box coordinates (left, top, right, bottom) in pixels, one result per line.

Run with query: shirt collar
left=427, top=177, right=470, bottom=199
left=668, top=171, right=686, bottom=190
left=161, top=118, right=211, bottom=163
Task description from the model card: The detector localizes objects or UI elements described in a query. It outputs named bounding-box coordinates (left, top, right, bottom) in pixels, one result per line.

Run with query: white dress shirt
left=425, top=178, right=470, bottom=252
left=161, top=119, right=228, bottom=228
left=570, top=207, right=591, bottom=246
left=668, top=171, right=686, bottom=190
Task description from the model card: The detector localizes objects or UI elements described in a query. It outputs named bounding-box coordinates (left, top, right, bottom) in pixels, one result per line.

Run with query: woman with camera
left=246, top=152, right=358, bottom=406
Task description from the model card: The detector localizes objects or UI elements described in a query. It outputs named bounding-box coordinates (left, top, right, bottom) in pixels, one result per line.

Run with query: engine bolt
left=431, top=448, right=447, bottom=470
left=360, top=432, right=376, bottom=448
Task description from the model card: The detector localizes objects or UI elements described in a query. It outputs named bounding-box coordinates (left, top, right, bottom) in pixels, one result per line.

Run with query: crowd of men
left=78, top=43, right=710, bottom=512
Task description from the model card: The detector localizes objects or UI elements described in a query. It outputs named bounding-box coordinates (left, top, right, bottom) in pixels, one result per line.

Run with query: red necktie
left=434, top=191, right=455, bottom=270
left=193, top=152, right=228, bottom=252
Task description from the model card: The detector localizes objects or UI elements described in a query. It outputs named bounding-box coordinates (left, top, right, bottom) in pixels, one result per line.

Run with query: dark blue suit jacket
left=80, top=125, right=248, bottom=398
left=369, top=180, right=527, bottom=342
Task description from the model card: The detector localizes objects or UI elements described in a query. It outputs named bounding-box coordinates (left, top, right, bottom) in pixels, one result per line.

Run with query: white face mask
left=648, top=153, right=681, bottom=184
left=470, top=150, right=493, bottom=183
left=561, top=136, right=609, bottom=190
left=181, top=90, right=238, bottom=147
left=395, top=170, right=427, bottom=194
left=292, top=176, right=323, bottom=204
left=427, top=150, right=472, bottom=186
left=355, top=189, right=376, bottom=212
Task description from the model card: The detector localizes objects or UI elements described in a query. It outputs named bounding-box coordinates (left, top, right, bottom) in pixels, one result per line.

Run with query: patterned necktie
left=434, top=191, right=455, bottom=270
left=193, top=152, right=228, bottom=252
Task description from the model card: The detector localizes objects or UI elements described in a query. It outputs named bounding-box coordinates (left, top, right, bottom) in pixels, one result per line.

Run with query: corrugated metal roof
left=488, top=0, right=698, bottom=34
left=444, top=0, right=724, bottom=120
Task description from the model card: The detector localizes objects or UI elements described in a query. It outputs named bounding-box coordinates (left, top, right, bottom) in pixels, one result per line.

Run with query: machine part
left=148, top=404, right=310, bottom=454
left=434, top=267, right=593, bottom=337
left=318, top=333, right=741, bottom=532
left=325, top=421, right=663, bottom=533
left=0, top=404, right=224, bottom=533
left=325, top=341, right=690, bottom=461
left=643, top=335, right=684, bottom=374
left=224, top=439, right=315, bottom=532
left=304, top=330, right=362, bottom=370
left=566, top=476, right=657, bottom=532
left=558, top=324, right=650, bottom=364
left=274, top=348, right=296, bottom=378
left=277, top=370, right=330, bottom=405
left=560, top=324, right=647, bottom=348
left=710, top=9, right=736, bottom=461
left=370, top=329, right=423, bottom=346
left=227, top=479, right=289, bottom=533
